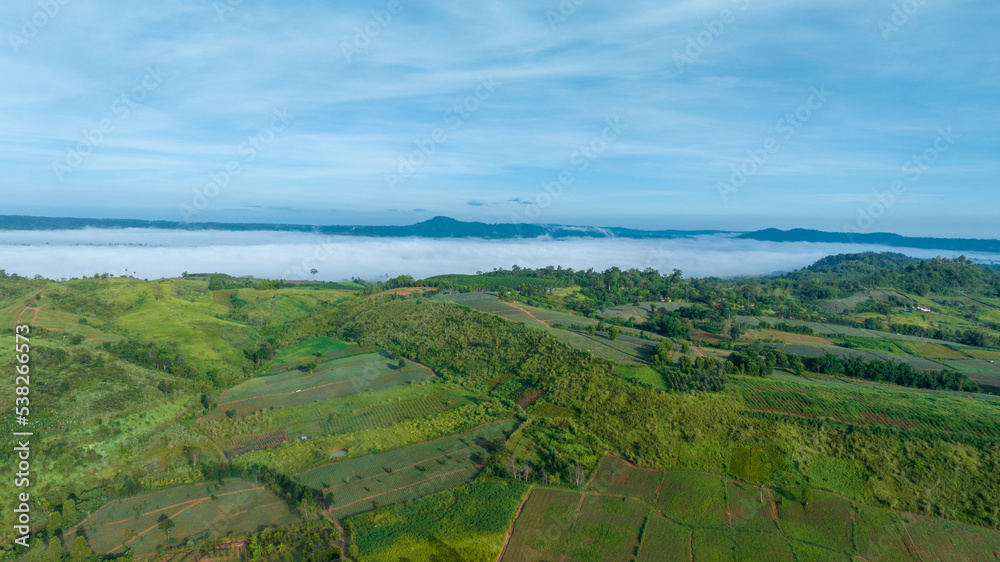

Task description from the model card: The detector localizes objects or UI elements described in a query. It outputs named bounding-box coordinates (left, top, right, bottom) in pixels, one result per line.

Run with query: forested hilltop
left=3, top=252, right=1000, bottom=561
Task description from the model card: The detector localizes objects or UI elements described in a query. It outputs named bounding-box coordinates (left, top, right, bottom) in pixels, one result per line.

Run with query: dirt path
left=15, top=304, right=42, bottom=325
left=506, top=301, right=551, bottom=327
left=897, top=515, right=925, bottom=562
left=103, top=486, right=265, bottom=555
left=559, top=494, right=589, bottom=562
left=14, top=284, right=47, bottom=325
left=324, top=514, right=348, bottom=559
left=89, top=486, right=265, bottom=532
left=495, top=488, right=534, bottom=562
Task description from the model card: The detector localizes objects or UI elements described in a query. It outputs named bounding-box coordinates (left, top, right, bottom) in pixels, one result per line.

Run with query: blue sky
left=1, top=0, right=997, bottom=236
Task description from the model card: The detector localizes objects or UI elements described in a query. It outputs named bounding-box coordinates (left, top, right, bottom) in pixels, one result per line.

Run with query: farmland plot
left=204, top=353, right=434, bottom=420
left=566, top=495, right=647, bottom=561
left=66, top=479, right=301, bottom=557
left=500, top=488, right=583, bottom=562
left=296, top=421, right=517, bottom=517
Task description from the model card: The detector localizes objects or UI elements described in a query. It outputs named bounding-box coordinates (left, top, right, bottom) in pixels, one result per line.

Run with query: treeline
left=198, top=461, right=326, bottom=510
left=724, top=341, right=979, bottom=392
left=801, top=353, right=979, bottom=392
left=783, top=254, right=1000, bottom=300
left=754, top=320, right=815, bottom=335
left=425, top=265, right=731, bottom=312
left=664, top=357, right=729, bottom=392
left=101, top=339, right=200, bottom=378
left=203, top=273, right=292, bottom=291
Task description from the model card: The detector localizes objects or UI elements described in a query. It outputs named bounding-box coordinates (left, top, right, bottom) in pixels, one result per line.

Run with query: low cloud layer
left=1, top=229, right=995, bottom=282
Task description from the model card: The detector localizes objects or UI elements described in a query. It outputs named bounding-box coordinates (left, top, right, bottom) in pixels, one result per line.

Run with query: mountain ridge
left=1, top=214, right=999, bottom=253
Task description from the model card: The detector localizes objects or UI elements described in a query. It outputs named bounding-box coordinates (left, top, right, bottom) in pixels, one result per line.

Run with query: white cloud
left=2, top=228, right=996, bottom=281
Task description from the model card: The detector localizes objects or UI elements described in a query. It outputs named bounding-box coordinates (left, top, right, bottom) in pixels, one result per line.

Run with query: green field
left=656, top=471, right=728, bottom=527
left=733, top=376, right=1000, bottom=440
left=347, top=480, right=531, bottom=562
left=550, top=329, right=652, bottom=364
left=587, top=454, right=662, bottom=504
left=902, top=512, right=1000, bottom=562
left=296, top=421, right=517, bottom=517
left=613, top=365, right=668, bottom=390
left=315, top=387, right=479, bottom=437
left=566, top=495, right=647, bottom=561
left=635, top=513, right=691, bottom=561
left=65, top=479, right=303, bottom=557
left=944, top=359, right=1000, bottom=393
left=500, top=456, right=1000, bottom=561
left=500, top=488, right=582, bottom=562
left=776, top=491, right=854, bottom=552
left=202, top=353, right=435, bottom=420
left=269, top=335, right=354, bottom=365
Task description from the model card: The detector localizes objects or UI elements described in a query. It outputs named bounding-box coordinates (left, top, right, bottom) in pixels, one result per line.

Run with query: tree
left=48, top=510, right=63, bottom=532
left=158, top=514, right=175, bottom=539
left=32, top=538, right=62, bottom=562
left=653, top=339, right=673, bottom=366
left=572, top=464, right=586, bottom=487
left=71, top=536, right=92, bottom=562
left=586, top=324, right=596, bottom=336
left=607, top=326, right=620, bottom=341
left=62, top=499, right=77, bottom=525
left=310, top=268, right=318, bottom=280
left=790, top=356, right=805, bottom=376
left=678, top=355, right=693, bottom=373
left=729, top=323, right=742, bottom=341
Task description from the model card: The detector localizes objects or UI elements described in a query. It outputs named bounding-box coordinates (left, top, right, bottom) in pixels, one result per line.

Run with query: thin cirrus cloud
left=0, top=0, right=996, bottom=236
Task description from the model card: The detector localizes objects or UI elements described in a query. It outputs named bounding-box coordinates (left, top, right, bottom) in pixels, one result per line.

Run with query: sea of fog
left=1, top=228, right=996, bottom=282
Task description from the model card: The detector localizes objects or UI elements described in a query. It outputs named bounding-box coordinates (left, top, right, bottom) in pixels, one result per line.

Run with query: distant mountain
left=1, top=216, right=998, bottom=253
left=739, top=228, right=1000, bottom=254
left=0, top=214, right=725, bottom=240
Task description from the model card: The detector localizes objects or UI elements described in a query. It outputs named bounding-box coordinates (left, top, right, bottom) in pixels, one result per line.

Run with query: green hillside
left=3, top=255, right=1000, bottom=561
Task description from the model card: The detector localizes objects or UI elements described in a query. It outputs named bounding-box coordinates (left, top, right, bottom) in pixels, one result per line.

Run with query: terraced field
left=203, top=353, right=435, bottom=420
left=296, top=421, right=518, bottom=518
left=549, top=329, right=651, bottom=364
left=501, top=455, right=1000, bottom=561
left=733, top=376, right=1000, bottom=440
left=65, top=479, right=302, bottom=557
left=943, top=359, right=1000, bottom=393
